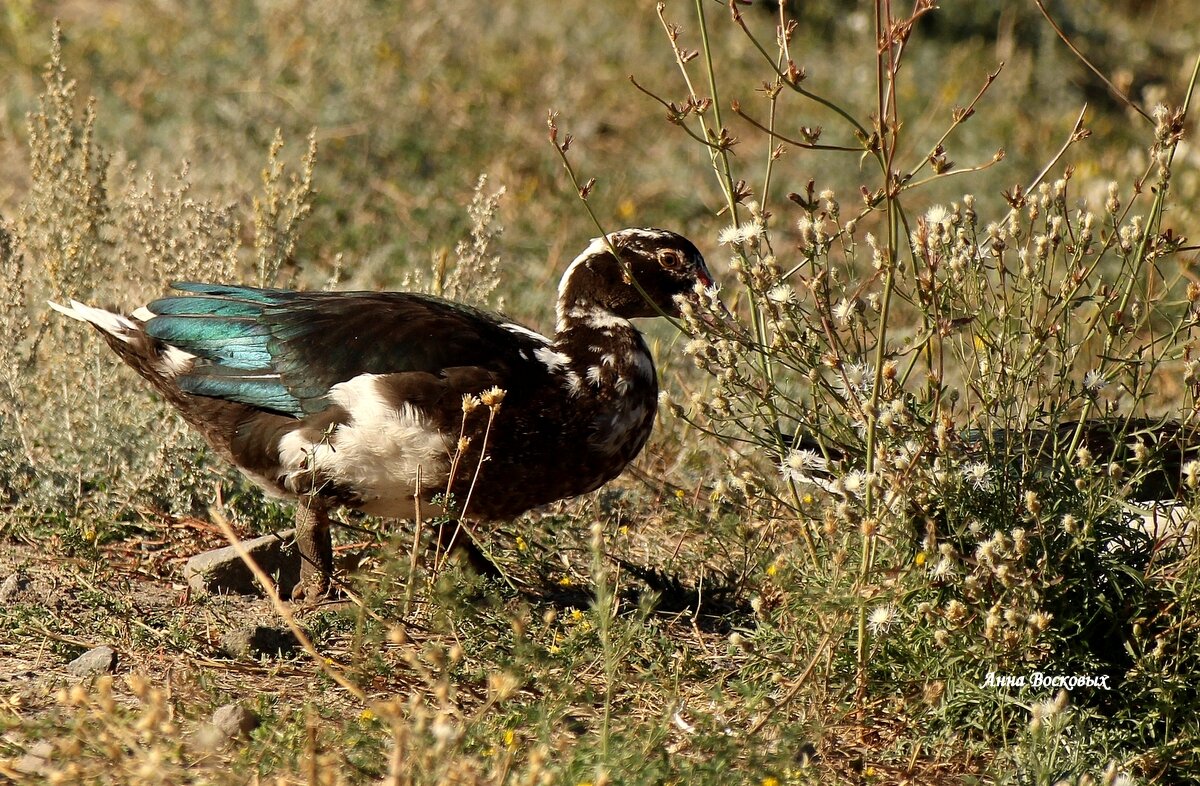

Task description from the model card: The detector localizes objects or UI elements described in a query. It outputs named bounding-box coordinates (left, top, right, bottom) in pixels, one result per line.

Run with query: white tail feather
left=48, top=299, right=139, bottom=343
left=50, top=298, right=197, bottom=377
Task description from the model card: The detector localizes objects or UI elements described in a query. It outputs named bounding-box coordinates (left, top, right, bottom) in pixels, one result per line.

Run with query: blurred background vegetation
left=2, top=0, right=1197, bottom=297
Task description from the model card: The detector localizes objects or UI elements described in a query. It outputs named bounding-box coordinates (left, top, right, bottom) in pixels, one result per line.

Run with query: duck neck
left=552, top=298, right=656, bottom=400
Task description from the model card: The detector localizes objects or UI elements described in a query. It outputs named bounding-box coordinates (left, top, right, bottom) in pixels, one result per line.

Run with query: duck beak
left=695, top=260, right=714, bottom=290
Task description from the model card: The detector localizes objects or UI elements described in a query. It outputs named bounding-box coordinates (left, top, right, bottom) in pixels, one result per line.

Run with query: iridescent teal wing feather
left=146, top=282, right=545, bottom=417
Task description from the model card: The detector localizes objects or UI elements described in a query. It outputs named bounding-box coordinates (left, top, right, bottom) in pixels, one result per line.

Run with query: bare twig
left=1033, top=0, right=1153, bottom=124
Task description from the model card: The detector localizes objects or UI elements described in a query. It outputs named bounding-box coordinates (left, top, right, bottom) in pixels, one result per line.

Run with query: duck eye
left=657, top=248, right=685, bottom=269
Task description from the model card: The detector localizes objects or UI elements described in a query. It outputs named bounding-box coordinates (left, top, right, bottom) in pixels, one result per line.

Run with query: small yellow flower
left=674, top=489, right=686, bottom=499
left=618, top=525, right=629, bottom=536
left=762, top=778, right=780, bottom=786
left=503, top=729, right=516, bottom=749
left=915, top=552, right=927, bottom=567
left=570, top=609, right=584, bottom=622
left=359, top=709, right=375, bottom=722
left=558, top=576, right=573, bottom=587
left=766, top=562, right=779, bottom=577
left=802, top=493, right=814, bottom=505
left=865, top=766, right=876, bottom=777
left=515, top=535, right=528, bottom=552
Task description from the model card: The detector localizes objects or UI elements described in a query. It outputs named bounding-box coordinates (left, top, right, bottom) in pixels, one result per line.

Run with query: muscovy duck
left=51, top=227, right=712, bottom=598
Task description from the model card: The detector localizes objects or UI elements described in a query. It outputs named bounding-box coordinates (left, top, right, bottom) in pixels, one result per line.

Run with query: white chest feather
left=277, top=374, right=449, bottom=516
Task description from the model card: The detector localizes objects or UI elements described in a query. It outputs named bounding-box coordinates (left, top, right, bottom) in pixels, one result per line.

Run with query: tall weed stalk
left=629, top=0, right=1200, bottom=778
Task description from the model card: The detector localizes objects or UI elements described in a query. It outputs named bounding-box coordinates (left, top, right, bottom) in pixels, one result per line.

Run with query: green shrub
left=621, top=1, right=1200, bottom=780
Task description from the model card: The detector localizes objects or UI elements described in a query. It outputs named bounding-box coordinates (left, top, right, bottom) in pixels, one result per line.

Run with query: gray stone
left=184, top=529, right=300, bottom=595
left=13, top=740, right=53, bottom=776
left=220, top=624, right=299, bottom=659
left=192, top=703, right=260, bottom=751
left=0, top=573, right=23, bottom=602
left=67, top=645, right=117, bottom=676
left=211, top=702, right=259, bottom=739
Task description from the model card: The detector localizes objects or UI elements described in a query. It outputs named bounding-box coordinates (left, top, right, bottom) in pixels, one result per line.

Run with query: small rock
left=67, top=645, right=117, bottom=677
left=220, top=624, right=299, bottom=659
left=184, top=529, right=299, bottom=595
left=13, top=740, right=53, bottom=776
left=212, top=702, right=259, bottom=739
left=192, top=703, right=259, bottom=751
left=0, top=572, right=26, bottom=602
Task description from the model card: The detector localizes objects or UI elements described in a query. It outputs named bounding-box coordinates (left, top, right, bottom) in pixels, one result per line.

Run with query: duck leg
left=292, top=496, right=334, bottom=600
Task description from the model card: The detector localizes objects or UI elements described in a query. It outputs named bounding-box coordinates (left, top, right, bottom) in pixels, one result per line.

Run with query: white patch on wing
left=131, top=306, right=155, bottom=321
left=158, top=345, right=196, bottom=376
left=601, top=353, right=617, bottom=368
left=48, top=300, right=138, bottom=343
left=534, top=346, right=572, bottom=372
left=277, top=374, right=450, bottom=518
left=615, top=376, right=633, bottom=396
left=534, top=343, right=584, bottom=394
left=501, top=322, right=551, bottom=345
left=586, top=366, right=604, bottom=386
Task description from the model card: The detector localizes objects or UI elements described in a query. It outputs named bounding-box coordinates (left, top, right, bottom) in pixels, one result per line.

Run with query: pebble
left=66, top=645, right=117, bottom=677
left=192, top=703, right=259, bottom=751
left=0, top=572, right=24, bottom=602
left=212, top=702, right=259, bottom=739
left=183, top=529, right=299, bottom=595
left=12, top=740, right=53, bottom=776
left=220, top=624, right=299, bottom=659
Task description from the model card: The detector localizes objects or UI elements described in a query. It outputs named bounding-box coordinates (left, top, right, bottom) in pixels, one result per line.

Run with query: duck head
left=556, top=228, right=712, bottom=323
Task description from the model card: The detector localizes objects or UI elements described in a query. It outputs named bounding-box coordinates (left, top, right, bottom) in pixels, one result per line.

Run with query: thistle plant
left=624, top=0, right=1200, bottom=776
